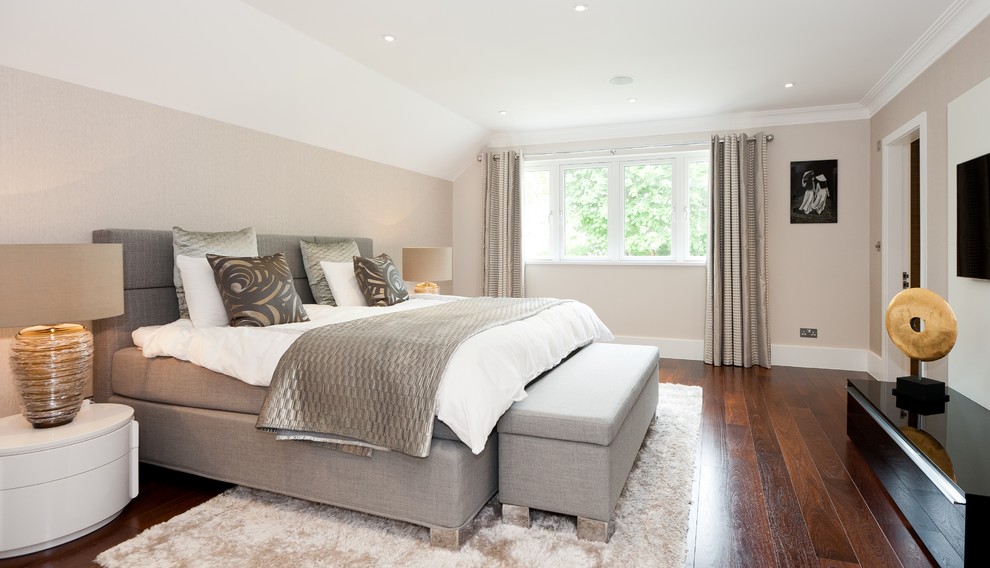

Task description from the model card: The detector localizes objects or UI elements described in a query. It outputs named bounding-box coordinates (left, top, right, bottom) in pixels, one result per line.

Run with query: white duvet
left=134, top=297, right=613, bottom=454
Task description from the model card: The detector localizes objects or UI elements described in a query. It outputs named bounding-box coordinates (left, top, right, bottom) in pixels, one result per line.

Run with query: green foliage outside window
left=624, top=163, right=673, bottom=256
left=564, top=167, right=608, bottom=256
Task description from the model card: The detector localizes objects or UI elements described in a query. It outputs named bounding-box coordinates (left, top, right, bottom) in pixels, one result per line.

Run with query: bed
left=91, top=228, right=607, bottom=547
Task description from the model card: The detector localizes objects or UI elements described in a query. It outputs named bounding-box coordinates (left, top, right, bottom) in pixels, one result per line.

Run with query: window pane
left=688, top=161, right=710, bottom=257
left=563, top=167, right=609, bottom=257
left=522, top=170, right=551, bottom=259
left=624, top=163, right=673, bottom=256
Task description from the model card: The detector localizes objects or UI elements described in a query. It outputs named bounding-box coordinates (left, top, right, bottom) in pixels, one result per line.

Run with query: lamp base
left=414, top=281, right=440, bottom=294
left=9, top=324, right=92, bottom=428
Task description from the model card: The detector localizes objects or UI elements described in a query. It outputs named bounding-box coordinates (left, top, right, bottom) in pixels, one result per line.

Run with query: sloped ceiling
left=0, top=0, right=489, bottom=180
left=1, top=1, right=989, bottom=180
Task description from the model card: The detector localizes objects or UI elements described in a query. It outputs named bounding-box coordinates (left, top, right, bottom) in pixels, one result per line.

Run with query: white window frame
left=522, top=149, right=709, bottom=265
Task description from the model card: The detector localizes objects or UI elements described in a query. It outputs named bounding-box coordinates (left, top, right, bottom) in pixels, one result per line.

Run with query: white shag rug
left=97, top=383, right=702, bottom=568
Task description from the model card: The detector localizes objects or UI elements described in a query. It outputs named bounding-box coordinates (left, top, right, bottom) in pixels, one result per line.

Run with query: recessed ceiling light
left=609, top=75, right=634, bottom=86
left=382, top=34, right=396, bottom=42
left=498, top=110, right=508, bottom=115
left=574, top=4, right=589, bottom=12
left=784, top=82, right=795, bottom=88
left=628, top=98, right=637, bottom=103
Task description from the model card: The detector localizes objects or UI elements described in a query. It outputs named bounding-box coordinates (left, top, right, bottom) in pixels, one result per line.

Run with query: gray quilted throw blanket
left=257, top=297, right=566, bottom=457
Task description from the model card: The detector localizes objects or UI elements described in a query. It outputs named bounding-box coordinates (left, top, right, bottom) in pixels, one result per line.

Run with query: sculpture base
left=892, top=375, right=949, bottom=403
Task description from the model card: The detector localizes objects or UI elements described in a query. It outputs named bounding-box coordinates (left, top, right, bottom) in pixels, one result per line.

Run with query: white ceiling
left=1, top=1, right=989, bottom=180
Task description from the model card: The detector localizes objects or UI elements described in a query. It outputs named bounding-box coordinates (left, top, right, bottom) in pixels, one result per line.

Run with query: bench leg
left=577, top=516, right=615, bottom=543
left=501, top=503, right=531, bottom=528
left=429, top=524, right=474, bottom=549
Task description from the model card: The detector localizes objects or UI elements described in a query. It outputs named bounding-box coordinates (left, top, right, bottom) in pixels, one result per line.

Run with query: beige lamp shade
left=402, top=247, right=452, bottom=294
left=0, top=244, right=124, bottom=328
left=1, top=244, right=124, bottom=428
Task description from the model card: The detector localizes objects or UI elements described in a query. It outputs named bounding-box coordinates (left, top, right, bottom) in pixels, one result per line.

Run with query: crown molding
left=487, top=104, right=869, bottom=149
left=861, top=0, right=990, bottom=116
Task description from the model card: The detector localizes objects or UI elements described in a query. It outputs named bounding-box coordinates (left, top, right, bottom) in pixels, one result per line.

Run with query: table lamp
left=402, top=247, right=452, bottom=294
left=0, top=244, right=123, bottom=428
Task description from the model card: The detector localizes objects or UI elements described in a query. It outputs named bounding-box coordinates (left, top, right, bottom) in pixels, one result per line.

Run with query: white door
left=881, top=114, right=927, bottom=381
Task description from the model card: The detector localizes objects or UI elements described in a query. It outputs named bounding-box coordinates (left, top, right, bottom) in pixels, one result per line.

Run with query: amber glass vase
left=10, top=323, right=92, bottom=428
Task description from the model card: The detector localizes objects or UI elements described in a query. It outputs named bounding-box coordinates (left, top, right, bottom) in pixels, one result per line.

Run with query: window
left=522, top=150, right=710, bottom=263
left=522, top=170, right=552, bottom=258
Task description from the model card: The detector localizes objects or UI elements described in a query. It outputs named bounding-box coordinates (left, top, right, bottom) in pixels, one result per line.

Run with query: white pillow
left=176, top=255, right=229, bottom=327
left=320, top=261, right=368, bottom=307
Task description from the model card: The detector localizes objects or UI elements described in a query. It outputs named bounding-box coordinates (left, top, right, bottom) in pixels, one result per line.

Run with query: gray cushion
left=207, top=253, right=309, bottom=327
left=497, top=343, right=659, bottom=446
left=299, top=239, right=361, bottom=306
left=172, top=226, right=258, bottom=318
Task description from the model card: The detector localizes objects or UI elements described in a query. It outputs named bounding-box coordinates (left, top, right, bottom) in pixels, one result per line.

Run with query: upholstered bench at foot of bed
left=496, top=343, right=660, bottom=543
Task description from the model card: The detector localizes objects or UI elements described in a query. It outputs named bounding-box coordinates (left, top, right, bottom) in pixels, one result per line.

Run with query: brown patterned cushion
left=206, top=253, right=309, bottom=327
left=353, top=254, right=409, bottom=307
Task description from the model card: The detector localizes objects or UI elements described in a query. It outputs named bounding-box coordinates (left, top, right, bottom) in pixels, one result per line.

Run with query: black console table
left=847, top=379, right=990, bottom=567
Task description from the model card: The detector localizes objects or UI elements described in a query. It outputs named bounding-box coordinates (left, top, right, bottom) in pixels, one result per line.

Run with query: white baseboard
left=612, top=335, right=872, bottom=372
left=867, top=350, right=884, bottom=380
left=612, top=336, right=704, bottom=361
left=771, top=344, right=868, bottom=372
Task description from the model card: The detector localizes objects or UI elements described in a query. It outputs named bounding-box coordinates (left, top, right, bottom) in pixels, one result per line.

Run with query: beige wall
left=869, top=17, right=990, bottom=380
left=454, top=120, right=871, bottom=364
left=0, top=66, right=454, bottom=417
left=947, top=74, right=990, bottom=408
left=452, top=157, right=484, bottom=296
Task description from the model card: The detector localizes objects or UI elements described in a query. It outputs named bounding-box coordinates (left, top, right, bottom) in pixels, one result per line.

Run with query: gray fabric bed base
left=109, top=347, right=464, bottom=442
left=91, top=228, right=496, bottom=539
left=113, top=395, right=497, bottom=530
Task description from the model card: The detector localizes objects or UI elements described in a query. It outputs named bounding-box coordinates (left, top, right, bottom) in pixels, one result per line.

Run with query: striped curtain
left=482, top=151, right=524, bottom=298
left=704, top=133, right=771, bottom=368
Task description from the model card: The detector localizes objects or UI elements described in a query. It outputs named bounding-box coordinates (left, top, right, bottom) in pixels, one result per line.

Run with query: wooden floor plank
left=821, top=560, right=862, bottom=568
left=840, top=443, right=937, bottom=568
left=801, top=373, right=936, bottom=568
left=756, top=377, right=858, bottom=565
left=742, top=376, right=820, bottom=568
left=722, top=373, right=750, bottom=427
left=791, top=406, right=904, bottom=568
left=691, top=364, right=738, bottom=567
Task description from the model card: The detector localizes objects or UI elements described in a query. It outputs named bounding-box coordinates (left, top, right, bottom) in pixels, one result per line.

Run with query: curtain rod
left=476, top=133, right=774, bottom=161
left=518, top=133, right=773, bottom=160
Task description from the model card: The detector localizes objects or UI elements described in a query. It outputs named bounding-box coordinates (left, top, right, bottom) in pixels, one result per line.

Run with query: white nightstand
left=0, top=402, right=139, bottom=558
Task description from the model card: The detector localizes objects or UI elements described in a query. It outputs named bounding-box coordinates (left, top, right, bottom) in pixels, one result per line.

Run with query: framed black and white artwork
left=790, top=159, right=837, bottom=224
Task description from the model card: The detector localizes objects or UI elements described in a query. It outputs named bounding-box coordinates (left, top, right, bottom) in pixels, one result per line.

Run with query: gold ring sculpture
left=885, top=288, right=958, bottom=362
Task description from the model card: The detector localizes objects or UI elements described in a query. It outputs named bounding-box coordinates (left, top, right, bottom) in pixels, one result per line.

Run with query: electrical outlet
left=800, top=328, right=818, bottom=338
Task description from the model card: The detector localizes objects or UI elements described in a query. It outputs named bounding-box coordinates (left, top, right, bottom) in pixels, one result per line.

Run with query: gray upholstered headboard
left=91, top=228, right=373, bottom=402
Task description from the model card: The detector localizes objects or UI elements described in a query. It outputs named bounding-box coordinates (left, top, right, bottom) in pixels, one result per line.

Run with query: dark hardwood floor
left=2, top=360, right=937, bottom=567
left=671, top=360, right=936, bottom=568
